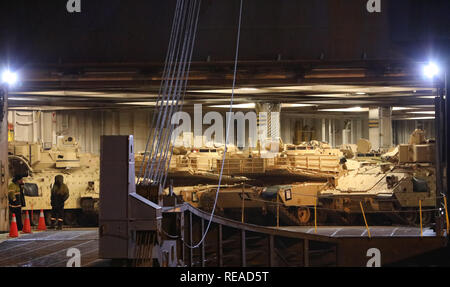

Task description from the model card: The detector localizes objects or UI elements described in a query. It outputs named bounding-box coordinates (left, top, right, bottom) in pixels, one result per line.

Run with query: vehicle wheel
left=421, top=210, right=433, bottom=226
left=64, top=211, right=78, bottom=226
left=345, top=213, right=361, bottom=225
left=296, top=207, right=311, bottom=224
left=77, top=212, right=99, bottom=227
left=402, top=209, right=418, bottom=226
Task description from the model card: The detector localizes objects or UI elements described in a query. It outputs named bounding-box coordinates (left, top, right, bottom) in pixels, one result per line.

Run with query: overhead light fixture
left=281, top=103, right=315, bottom=108
left=392, top=107, right=415, bottom=111
left=121, top=101, right=184, bottom=106
left=403, top=116, right=435, bottom=120
left=408, top=111, right=435, bottom=115
left=306, top=94, right=352, bottom=98
left=423, top=62, right=439, bottom=79
left=209, top=103, right=255, bottom=109
left=191, top=88, right=265, bottom=94
left=356, top=92, right=366, bottom=95
left=319, top=107, right=369, bottom=112
left=120, top=102, right=157, bottom=106
left=2, top=70, right=18, bottom=86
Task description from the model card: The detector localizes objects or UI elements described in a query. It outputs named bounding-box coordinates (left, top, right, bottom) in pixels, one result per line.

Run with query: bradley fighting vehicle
left=169, top=130, right=438, bottom=227
left=215, top=139, right=353, bottom=183
left=134, top=145, right=248, bottom=186
left=8, top=136, right=100, bottom=226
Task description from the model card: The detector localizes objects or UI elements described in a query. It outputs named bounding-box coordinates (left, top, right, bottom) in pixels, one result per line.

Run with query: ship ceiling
left=7, top=60, right=438, bottom=120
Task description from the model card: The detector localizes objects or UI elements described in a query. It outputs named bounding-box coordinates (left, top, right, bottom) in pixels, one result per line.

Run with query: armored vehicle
left=135, top=145, right=247, bottom=186
left=8, top=136, right=100, bottom=226
left=173, top=131, right=437, bottom=227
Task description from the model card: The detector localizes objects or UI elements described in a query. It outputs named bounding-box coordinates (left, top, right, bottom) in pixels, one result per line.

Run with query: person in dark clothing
left=8, top=175, right=26, bottom=231
left=50, top=175, right=69, bottom=230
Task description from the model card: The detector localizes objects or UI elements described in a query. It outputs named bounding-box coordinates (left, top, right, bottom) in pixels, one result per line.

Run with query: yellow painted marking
left=359, top=202, right=371, bottom=238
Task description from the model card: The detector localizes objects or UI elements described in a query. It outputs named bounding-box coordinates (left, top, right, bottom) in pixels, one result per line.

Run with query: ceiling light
left=423, top=62, right=439, bottom=78
left=318, top=107, right=369, bottom=112
left=209, top=103, right=255, bottom=109
left=191, top=88, right=265, bottom=94
left=120, top=102, right=156, bottom=106
left=392, top=107, right=415, bottom=111
left=408, top=111, right=435, bottom=115
left=403, top=116, right=435, bottom=120
left=281, top=103, right=315, bottom=108
left=2, top=70, right=18, bottom=86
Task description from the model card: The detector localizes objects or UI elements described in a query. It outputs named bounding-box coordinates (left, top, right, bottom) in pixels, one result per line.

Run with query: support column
left=368, top=108, right=380, bottom=151
left=0, top=87, right=9, bottom=232
left=342, top=120, right=351, bottom=145
left=322, top=118, right=326, bottom=142
left=379, top=107, right=393, bottom=151
left=332, top=119, right=336, bottom=147
left=356, top=119, right=362, bottom=143
left=444, top=61, right=450, bottom=197
left=369, top=107, right=392, bottom=152
left=351, top=119, right=356, bottom=144
left=328, top=119, right=332, bottom=146
left=255, top=102, right=281, bottom=151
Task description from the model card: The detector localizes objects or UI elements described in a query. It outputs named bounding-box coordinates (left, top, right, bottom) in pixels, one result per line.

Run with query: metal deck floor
left=0, top=225, right=440, bottom=267
left=0, top=229, right=99, bottom=267
left=274, top=226, right=437, bottom=237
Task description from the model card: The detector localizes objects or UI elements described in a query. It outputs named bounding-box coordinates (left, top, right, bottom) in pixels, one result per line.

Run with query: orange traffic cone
left=37, top=210, right=46, bottom=231
left=22, top=211, right=32, bottom=234
left=9, top=214, right=19, bottom=238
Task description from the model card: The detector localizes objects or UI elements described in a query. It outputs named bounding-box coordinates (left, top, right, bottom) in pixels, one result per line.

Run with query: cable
left=139, top=0, right=201, bottom=186
left=137, top=0, right=182, bottom=184
left=185, top=0, right=244, bottom=249
left=157, top=0, right=200, bottom=185
left=151, top=0, right=193, bottom=183
left=162, top=0, right=202, bottom=188
left=145, top=0, right=188, bottom=183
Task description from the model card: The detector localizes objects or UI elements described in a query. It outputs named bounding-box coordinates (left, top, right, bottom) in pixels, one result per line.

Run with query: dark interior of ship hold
left=0, top=0, right=449, bottom=274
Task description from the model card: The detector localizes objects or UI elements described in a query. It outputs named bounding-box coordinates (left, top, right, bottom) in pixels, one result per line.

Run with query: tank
left=213, top=140, right=350, bottom=183
left=134, top=145, right=247, bottom=186
left=8, top=136, right=100, bottom=226
left=173, top=131, right=438, bottom=228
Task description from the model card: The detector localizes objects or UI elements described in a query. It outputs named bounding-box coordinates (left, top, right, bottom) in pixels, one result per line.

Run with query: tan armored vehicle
left=273, top=130, right=437, bottom=226
left=8, top=136, right=100, bottom=225
left=175, top=131, right=437, bottom=227
left=135, top=145, right=247, bottom=185
left=279, top=140, right=356, bottom=180
left=214, top=140, right=348, bottom=181
left=341, top=139, right=383, bottom=163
